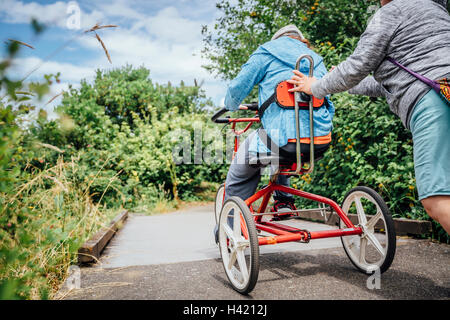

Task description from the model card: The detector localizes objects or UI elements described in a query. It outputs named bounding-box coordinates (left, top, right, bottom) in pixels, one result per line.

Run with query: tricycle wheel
left=214, top=183, right=225, bottom=224
left=218, top=196, right=259, bottom=294
left=340, top=186, right=396, bottom=274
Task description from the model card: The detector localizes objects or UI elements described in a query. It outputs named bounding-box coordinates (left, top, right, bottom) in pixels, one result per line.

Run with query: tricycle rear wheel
left=339, top=186, right=396, bottom=274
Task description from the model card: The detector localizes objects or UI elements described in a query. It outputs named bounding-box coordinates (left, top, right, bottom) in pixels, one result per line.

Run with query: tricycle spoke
left=366, top=210, right=382, bottom=230
left=366, top=232, right=385, bottom=256
left=236, top=250, right=249, bottom=283
left=233, top=210, right=242, bottom=237
left=228, top=248, right=237, bottom=270
left=223, top=224, right=234, bottom=240
left=355, top=196, right=367, bottom=225
left=359, top=238, right=367, bottom=264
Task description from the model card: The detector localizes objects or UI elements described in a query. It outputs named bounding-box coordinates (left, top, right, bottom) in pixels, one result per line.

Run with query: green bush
left=49, top=65, right=222, bottom=206
left=1, top=62, right=227, bottom=299
left=202, top=0, right=373, bottom=80
left=0, top=34, right=129, bottom=298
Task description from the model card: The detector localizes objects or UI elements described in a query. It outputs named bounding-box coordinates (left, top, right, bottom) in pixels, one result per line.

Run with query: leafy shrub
left=1, top=60, right=226, bottom=298
left=0, top=32, right=131, bottom=298
left=47, top=65, right=221, bottom=206
left=202, top=0, right=373, bottom=80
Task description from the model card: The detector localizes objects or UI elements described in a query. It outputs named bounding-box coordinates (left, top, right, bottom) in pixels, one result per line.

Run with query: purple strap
left=387, top=57, right=441, bottom=93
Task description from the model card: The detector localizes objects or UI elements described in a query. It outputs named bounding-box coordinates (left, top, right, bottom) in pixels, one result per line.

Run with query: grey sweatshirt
left=311, top=0, right=450, bottom=129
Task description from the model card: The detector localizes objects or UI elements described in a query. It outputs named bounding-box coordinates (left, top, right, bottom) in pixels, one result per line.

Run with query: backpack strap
left=258, top=92, right=276, bottom=120
left=387, top=57, right=441, bottom=94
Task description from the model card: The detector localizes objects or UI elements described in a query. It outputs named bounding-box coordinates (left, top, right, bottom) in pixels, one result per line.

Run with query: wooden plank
left=78, top=210, right=128, bottom=264
left=392, top=218, right=433, bottom=235
left=295, top=209, right=432, bottom=236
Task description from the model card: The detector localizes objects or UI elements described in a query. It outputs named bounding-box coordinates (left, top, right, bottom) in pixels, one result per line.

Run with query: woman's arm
left=288, top=3, right=402, bottom=98
left=348, top=76, right=386, bottom=97
left=311, top=4, right=402, bottom=98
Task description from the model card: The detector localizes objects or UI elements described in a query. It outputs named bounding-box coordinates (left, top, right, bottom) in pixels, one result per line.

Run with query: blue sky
left=0, top=0, right=227, bottom=116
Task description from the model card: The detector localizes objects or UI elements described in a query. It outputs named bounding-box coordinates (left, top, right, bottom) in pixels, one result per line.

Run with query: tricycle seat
left=248, top=140, right=328, bottom=170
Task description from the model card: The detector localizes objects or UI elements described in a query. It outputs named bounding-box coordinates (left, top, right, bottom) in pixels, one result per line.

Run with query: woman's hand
left=287, top=70, right=317, bottom=95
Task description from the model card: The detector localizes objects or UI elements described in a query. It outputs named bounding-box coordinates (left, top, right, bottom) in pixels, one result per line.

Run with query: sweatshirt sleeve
left=224, top=53, right=272, bottom=111
left=311, top=3, right=402, bottom=99
left=348, top=76, right=386, bottom=97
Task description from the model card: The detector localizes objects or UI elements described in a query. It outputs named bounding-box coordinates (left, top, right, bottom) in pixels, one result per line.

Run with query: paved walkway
left=64, top=204, right=450, bottom=300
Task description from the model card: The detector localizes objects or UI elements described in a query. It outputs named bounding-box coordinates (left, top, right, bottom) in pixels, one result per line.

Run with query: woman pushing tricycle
left=288, top=0, right=450, bottom=234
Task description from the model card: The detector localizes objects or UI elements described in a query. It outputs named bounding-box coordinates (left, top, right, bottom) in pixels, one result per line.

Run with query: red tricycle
left=211, top=55, right=396, bottom=294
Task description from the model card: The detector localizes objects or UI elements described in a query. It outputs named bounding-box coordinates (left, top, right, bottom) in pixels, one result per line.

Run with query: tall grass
left=0, top=153, right=119, bottom=299
left=0, top=20, right=122, bottom=299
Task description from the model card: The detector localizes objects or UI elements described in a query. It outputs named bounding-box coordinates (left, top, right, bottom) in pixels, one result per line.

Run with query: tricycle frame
left=246, top=183, right=362, bottom=245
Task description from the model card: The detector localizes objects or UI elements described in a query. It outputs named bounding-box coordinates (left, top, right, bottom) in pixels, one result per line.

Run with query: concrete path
left=64, top=203, right=450, bottom=300
left=98, top=204, right=343, bottom=268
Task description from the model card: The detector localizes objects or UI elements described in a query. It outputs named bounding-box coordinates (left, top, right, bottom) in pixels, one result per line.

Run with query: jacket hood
left=253, top=36, right=323, bottom=71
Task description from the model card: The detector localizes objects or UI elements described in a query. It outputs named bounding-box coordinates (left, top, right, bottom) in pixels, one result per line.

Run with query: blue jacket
left=224, top=36, right=335, bottom=154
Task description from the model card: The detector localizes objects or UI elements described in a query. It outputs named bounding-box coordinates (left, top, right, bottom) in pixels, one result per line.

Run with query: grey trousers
left=224, top=131, right=293, bottom=203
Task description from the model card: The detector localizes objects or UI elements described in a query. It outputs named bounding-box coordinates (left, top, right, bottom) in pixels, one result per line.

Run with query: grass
left=0, top=155, right=121, bottom=299
left=0, top=151, right=219, bottom=299
left=4, top=23, right=124, bottom=299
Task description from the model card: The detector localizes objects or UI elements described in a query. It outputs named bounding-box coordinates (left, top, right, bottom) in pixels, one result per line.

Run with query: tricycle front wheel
left=218, top=196, right=259, bottom=294
left=214, top=183, right=225, bottom=224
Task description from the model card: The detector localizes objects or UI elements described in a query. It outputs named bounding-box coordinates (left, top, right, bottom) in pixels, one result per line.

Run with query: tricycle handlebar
left=240, top=103, right=258, bottom=111
left=211, top=107, right=228, bottom=123
left=211, top=102, right=259, bottom=124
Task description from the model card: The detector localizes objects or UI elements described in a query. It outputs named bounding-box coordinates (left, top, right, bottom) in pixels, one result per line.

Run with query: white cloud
left=77, top=5, right=226, bottom=104
left=133, top=7, right=202, bottom=44
left=1, top=0, right=227, bottom=105
left=93, top=0, right=144, bottom=21
left=83, top=30, right=203, bottom=79
left=0, top=0, right=104, bottom=30
left=7, top=57, right=92, bottom=119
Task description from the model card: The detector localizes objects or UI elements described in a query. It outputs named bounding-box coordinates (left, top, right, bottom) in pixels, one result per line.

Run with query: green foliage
left=0, top=153, right=119, bottom=299
left=1, top=58, right=222, bottom=298
left=50, top=65, right=219, bottom=206
left=0, top=105, right=20, bottom=193
left=202, top=0, right=373, bottom=80
left=1, top=1, right=448, bottom=300
left=0, top=34, right=90, bottom=299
